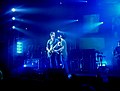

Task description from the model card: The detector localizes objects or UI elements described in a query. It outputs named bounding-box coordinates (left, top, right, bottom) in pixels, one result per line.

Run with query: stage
left=1, top=0, right=120, bottom=90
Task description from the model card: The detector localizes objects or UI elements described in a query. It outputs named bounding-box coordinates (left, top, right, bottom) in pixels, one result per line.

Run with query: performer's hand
left=54, top=50, right=58, bottom=52
left=54, top=50, right=59, bottom=54
left=47, top=49, right=51, bottom=53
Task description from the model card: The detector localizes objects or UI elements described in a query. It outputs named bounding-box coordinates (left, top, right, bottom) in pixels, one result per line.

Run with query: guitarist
left=113, top=40, right=120, bottom=73
left=46, top=32, right=59, bottom=68
left=56, top=34, right=71, bottom=77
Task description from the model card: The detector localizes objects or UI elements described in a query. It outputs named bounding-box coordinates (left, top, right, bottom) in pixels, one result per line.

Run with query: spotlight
left=17, top=41, right=23, bottom=53
left=57, top=30, right=60, bottom=32
left=60, top=2, right=62, bottom=5
left=23, top=64, right=27, bottom=67
left=12, top=17, right=15, bottom=20
left=101, top=22, right=104, bottom=24
left=79, top=0, right=87, bottom=3
left=12, top=26, right=15, bottom=29
left=11, top=8, right=16, bottom=12
left=76, top=19, right=79, bottom=21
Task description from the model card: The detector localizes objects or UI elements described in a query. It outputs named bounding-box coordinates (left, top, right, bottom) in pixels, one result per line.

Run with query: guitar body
left=47, top=42, right=60, bottom=58
left=47, top=49, right=53, bottom=58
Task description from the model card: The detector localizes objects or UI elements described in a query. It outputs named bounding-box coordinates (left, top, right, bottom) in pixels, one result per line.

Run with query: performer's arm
left=46, top=40, right=50, bottom=52
left=55, top=46, right=64, bottom=52
left=54, top=40, right=65, bottom=52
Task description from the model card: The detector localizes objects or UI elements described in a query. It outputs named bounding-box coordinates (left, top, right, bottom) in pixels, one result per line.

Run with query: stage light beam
left=11, top=8, right=16, bottom=12
left=57, top=30, right=60, bottom=32
left=12, top=26, right=16, bottom=29
left=101, top=22, right=104, bottom=24
left=12, top=17, right=15, bottom=20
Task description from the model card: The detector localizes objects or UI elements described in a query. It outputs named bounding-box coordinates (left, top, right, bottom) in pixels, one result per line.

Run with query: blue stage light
left=11, top=8, right=16, bottom=12
left=101, top=22, right=104, bottom=24
left=12, top=17, right=15, bottom=20
left=76, top=19, right=79, bottom=21
left=12, top=26, right=15, bottom=29
left=57, top=30, right=60, bottom=32
left=17, top=41, right=23, bottom=53
left=60, top=2, right=62, bottom=5
left=23, top=64, right=27, bottom=67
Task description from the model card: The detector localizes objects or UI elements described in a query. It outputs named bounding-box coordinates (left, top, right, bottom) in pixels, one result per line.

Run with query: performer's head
left=58, top=33, right=65, bottom=40
left=57, top=34, right=62, bottom=41
left=50, top=32, right=55, bottom=39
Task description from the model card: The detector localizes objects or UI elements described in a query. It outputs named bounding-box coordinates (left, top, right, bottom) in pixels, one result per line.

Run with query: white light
left=12, top=17, right=15, bottom=20
left=12, top=26, right=15, bottom=29
left=57, top=30, right=60, bottom=32
left=102, top=63, right=106, bottom=66
left=101, top=22, right=104, bottom=24
left=68, top=74, right=72, bottom=79
left=17, top=41, right=22, bottom=45
left=23, top=65, right=27, bottom=67
left=11, top=8, right=16, bottom=12
left=76, top=19, right=79, bottom=21
left=17, top=51, right=22, bottom=53
left=60, top=2, right=62, bottom=5
left=17, top=41, right=23, bottom=53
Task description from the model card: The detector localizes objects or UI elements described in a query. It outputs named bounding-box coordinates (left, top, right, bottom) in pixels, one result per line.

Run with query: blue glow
left=57, top=30, right=60, bottom=32
left=78, top=0, right=87, bottom=3
left=17, top=48, right=22, bottom=50
left=12, top=26, right=15, bottom=29
left=100, top=22, right=104, bottom=24
left=12, top=17, right=15, bottom=20
left=23, top=64, right=27, bottom=67
left=70, top=19, right=79, bottom=22
left=76, top=19, right=79, bottom=21
left=17, top=41, right=23, bottom=53
left=68, top=74, right=72, bottom=79
left=60, top=2, right=62, bottom=4
left=99, top=62, right=107, bottom=67
left=17, top=45, right=22, bottom=47
left=102, top=63, right=106, bottom=66
left=11, top=8, right=16, bottom=12
left=32, top=63, right=34, bottom=65
left=17, top=42, right=22, bottom=45
left=17, top=51, right=22, bottom=53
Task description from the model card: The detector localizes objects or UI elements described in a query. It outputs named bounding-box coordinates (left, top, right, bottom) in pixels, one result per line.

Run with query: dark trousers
left=112, top=58, right=120, bottom=74
left=49, top=53, right=57, bottom=68
left=49, top=53, right=62, bottom=69
left=116, top=59, right=120, bottom=73
left=62, top=55, right=70, bottom=74
left=56, top=53, right=63, bottom=68
left=48, top=53, right=70, bottom=74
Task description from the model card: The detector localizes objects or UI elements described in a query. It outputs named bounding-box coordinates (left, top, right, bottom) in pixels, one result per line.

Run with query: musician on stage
left=57, top=34, right=70, bottom=75
left=46, top=32, right=61, bottom=69
left=113, top=40, right=120, bottom=73
left=46, top=32, right=71, bottom=78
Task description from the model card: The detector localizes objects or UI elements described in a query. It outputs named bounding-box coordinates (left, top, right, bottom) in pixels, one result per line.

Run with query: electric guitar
left=47, top=42, right=61, bottom=58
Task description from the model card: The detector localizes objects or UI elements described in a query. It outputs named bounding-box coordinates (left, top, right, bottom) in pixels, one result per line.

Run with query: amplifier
left=24, top=58, right=39, bottom=69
